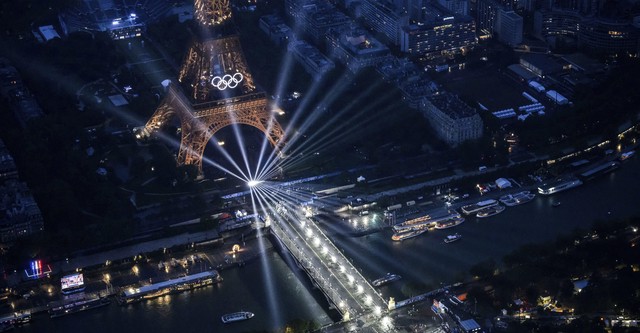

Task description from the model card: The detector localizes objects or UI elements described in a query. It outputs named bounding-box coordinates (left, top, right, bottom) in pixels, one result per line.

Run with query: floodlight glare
left=247, top=180, right=261, bottom=187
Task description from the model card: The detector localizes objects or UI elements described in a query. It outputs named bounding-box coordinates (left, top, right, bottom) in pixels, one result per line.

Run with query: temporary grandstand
left=58, top=0, right=188, bottom=39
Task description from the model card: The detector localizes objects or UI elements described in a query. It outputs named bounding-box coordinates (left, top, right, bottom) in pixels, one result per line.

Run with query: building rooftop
left=332, top=27, right=389, bottom=56
left=289, top=40, right=334, bottom=69
left=38, top=25, right=61, bottom=41
left=561, top=53, right=605, bottom=75
left=427, top=93, right=478, bottom=119
left=459, top=318, right=482, bottom=331
left=520, top=54, right=564, bottom=73
left=508, top=64, right=537, bottom=81
left=420, top=3, right=473, bottom=24
left=502, top=10, right=521, bottom=20
left=0, top=180, right=41, bottom=225
left=61, top=0, right=175, bottom=35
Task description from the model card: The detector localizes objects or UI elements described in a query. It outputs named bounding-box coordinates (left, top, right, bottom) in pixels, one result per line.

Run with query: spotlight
left=247, top=180, right=261, bottom=187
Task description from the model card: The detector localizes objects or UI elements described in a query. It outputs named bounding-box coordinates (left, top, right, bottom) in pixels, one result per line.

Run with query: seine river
left=18, top=156, right=640, bottom=332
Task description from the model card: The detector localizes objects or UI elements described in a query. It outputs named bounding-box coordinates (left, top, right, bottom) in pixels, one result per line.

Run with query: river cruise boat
left=433, top=216, right=465, bottom=230
left=460, top=199, right=498, bottom=215
left=391, top=228, right=427, bottom=241
left=392, top=214, right=432, bottom=232
left=476, top=204, right=505, bottom=218
left=372, top=273, right=402, bottom=287
left=444, top=233, right=462, bottom=243
left=537, top=178, right=583, bottom=195
left=499, top=191, right=535, bottom=206
left=221, top=311, right=254, bottom=323
left=49, top=297, right=111, bottom=318
left=0, top=311, right=31, bottom=328
left=118, top=270, right=222, bottom=304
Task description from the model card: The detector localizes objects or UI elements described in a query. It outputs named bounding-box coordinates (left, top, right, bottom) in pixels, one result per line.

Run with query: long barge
left=118, top=270, right=222, bottom=304
left=537, top=177, right=583, bottom=195
left=433, top=216, right=465, bottom=229
left=460, top=199, right=498, bottom=215
left=0, top=311, right=31, bottom=329
left=499, top=191, right=535, bottom=206
left=578, top=161, right=619, bottom=180
left=393, top=212, right=462, bottom=232
left=49, top=296, right=110, bottom=318
left=392, top=214, right=431, bottom=232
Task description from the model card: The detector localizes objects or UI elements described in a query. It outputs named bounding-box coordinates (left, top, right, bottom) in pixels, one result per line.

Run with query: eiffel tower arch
left=140, top=0, right=285, bottom=175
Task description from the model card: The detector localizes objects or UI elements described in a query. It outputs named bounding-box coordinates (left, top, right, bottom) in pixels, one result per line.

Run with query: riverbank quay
left=0, top=227, right=272, bottom=320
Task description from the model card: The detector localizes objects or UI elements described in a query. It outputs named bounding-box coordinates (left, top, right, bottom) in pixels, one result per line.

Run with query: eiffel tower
left=140, top=0, right=285, bottom=175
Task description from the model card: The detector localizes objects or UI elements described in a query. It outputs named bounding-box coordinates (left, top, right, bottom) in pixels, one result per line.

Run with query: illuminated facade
left=359, top=0, right=409, bottom=45
left=579, top=19, right=640, bottom=56
left=420, top=93, right=483, bottom=146
left=533, top=9, right=581, bottom=39
left=534, top=10, right=640, bottom=56
left=475, top=0, right=503, bottom=37
left=400, top=16, right=477, bottom=56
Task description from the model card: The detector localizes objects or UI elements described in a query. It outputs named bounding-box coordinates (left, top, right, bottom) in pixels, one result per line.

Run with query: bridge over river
left=269, top=203, right=388, bottom=321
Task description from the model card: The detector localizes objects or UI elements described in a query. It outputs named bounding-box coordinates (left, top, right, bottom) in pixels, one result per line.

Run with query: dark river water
left=18, top=156, right=640, bottom=332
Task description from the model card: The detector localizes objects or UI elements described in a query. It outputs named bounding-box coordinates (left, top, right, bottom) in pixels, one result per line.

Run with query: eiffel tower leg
left=177, top=117, right=211, bottom=176
left=136, top=89, right=179, bottom=138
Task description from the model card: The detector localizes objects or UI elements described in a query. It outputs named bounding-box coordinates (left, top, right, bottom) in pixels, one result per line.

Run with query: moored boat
left=393, top=214, right=432, bottom=232
left=498, top=194, right=517, bottom=206
left=372, top=273, right=402, bottom=287
left=433, top=216, right=465, bottom=230
left=221, top=311, right=254, bottom=323
left=391, top=228, right=427, bottom=241
left=49, top=297, right=111, bottom=318
left=461, top=199, right=498, bottom=215
left=499, top=191, right=535, bottom=206
left=476, top=204, right=505, bottom=218
left=444, top=233, right=462, bottom=243
left=513, top=191, right=535, bottom=205
left=118, top=270, right=222, bottom=305
left=538, top=177, right=583, bottom=195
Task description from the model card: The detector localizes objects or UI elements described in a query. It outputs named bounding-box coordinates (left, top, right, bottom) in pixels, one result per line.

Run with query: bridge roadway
left=270, top=204, right=387, bottom=320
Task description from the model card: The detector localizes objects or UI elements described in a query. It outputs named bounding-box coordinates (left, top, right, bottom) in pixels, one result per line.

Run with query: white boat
left=372, top=273, right=402, bottom=287
left=391, top=228, right=427, bottom=241
left=499, top=191, right=535, bottom=206
left=433, top=217, right=465, bottom=230
left=537, top=178, right=583, bottom=195
left=221, top=311, right=254, bottom=324
left=393, top=214, right=432, bottom=232
left=444, top=233, right=462, bottom=243
left=476, top=204, right=505, bottom=218
left=460, top=199, right=498, bottom=215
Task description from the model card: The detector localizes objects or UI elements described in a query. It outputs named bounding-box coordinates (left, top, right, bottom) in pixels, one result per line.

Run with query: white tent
left=495, top=178, right=512, bottom=189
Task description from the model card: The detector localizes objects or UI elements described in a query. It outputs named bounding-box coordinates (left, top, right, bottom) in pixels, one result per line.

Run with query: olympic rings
left=210, top=72, right=243, bottom=90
